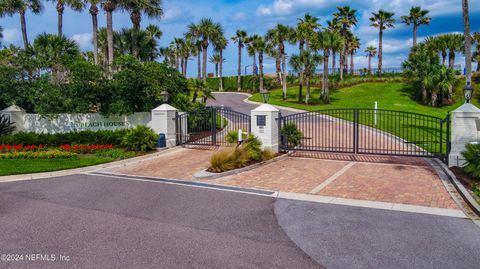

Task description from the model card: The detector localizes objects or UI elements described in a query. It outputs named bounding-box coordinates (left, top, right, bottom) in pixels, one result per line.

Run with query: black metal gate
left=280, top=109, right=450, bottom=160
left=176, top=107, right=251, bottom=146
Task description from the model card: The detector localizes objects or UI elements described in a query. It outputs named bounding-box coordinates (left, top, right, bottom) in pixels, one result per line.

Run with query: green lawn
left=251, top=82, right=479, bottom=119
left=0, top=157, right=114, bottom=176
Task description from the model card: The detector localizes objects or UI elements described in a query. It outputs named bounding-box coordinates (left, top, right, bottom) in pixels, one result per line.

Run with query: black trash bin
left=157, top=133, right=166, bottom=148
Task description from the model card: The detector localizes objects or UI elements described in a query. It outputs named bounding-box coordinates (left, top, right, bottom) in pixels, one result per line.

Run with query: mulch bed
left=450, top=166, right=480, bottom=204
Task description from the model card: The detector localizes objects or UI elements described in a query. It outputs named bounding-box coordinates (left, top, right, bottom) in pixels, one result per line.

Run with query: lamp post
left=464, top=82, right=473, bottom=103
left=160, top=91, right=170, bottom=104
left=260, top=88, right=270, bottom=104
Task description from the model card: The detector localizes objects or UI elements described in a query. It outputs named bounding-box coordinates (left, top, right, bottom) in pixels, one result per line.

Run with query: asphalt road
left=0, top=174, right=320, bottom=269
left=275, top=199, right=480, bottom=269
left=1, top=174, right=480, bottom=269
left=207, top=92, right=296, bottom=116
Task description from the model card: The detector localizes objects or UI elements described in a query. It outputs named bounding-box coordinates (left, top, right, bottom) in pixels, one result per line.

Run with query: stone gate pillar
left=448, top=103, right=480, bottom=167
left=251, top=104, right=280, bottom=153
left=0, top=105, right=26, bottom=133
left=150, top=104, right=178, bottom=148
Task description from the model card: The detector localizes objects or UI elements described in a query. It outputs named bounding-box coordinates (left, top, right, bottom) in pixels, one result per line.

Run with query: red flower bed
left=0, top=144, right=47, bottom=152
left=59, top=144, right=114, bottom=153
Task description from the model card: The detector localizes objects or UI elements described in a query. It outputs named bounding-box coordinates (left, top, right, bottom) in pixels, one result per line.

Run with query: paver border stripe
left=278, top=192, right=467, bottom=218
left=308, top=162, right=356, bottom=194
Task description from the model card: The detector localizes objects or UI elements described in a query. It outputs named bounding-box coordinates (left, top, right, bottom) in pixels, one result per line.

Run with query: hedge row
left=205, top=75, right=281, bottom=92
left=0, top=129, right=129, bottom=146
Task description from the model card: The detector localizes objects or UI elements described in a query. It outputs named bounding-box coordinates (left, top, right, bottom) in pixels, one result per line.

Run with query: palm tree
left=247, top=34, right=261, bottom=89
left=209, top=53, right=223, bottom=78
left=289, top=50, right=322, bottom=104
left=266, top=24, right=293, bottom=100
left=326, top=19, right=341, bottom=74
left=171, top=37, right=184, bottom=71
left=213, top=35, right=228, bottom=91
left=178, top=36, right=192, bottom=76
left=445, top=33, right=463, bottom=68
left=232, top=30, right=247, bottom=92
left=101, top=0, right=116, bottom=69
left=32, top=33, right=81, bottom=84
left=84, top=0, right=100, bottom=64
left=294, top=13, right=320, bottom=102
left=121, top=0, right=163, bottom=59
left=370, top=10, right=396, bottom=76
left=312, top=30, right=343, bottom=103
left=253, top=36, right=267, bottom=94
left=462, top=0, right=472, bottom=89
left=348, top=36, right=360, bottom=74
left=0, top=26, right=3, bottom=47
left=401, top=6, right=431, bottom=46
left=188, top=18, right=222, bottom=81
left=365, top=46, right=377, bottom=74
left=333, top=6, right=357, bottom=80
left=47, top=0, right=84, bottom=36
left=473, top=32, right=480, bottom=72
left=0, top=0, right=43, bottom=49
left=426, top=35, right=448, bottom=65
left=159, top=46, right=175, bottom=67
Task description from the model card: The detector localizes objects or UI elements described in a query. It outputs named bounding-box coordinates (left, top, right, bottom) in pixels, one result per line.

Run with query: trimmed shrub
left=121, top=125, right=157, bottom=152
left=0, top=151, right=77, bottom=159
left=281, top=122, right=303, bottom=147
left=462, top=143, right=480, bottom=179
left=95, top=148, right=137, bottom=159
left=0, top=129, right=128, bottom=146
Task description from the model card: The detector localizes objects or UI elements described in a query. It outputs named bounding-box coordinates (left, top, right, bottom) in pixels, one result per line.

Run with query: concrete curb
left=193, top=153, right=289, bottom=180
left=430, top=158, right=480, bottom=217
left=0, top=147, right=181, bottom=183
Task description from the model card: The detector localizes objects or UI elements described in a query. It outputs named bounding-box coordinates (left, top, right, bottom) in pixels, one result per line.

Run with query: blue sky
left=1, top=0, right=479, bottom=77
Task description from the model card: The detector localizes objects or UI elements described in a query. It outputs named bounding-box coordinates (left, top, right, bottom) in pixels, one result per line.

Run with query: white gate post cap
left=452, top=103, right=480, bottom=113
left=1, top=105, right=25, bottom=112
left=252, top=104, right=279, bottom=112
left=152, top=104, right=178, bottom=112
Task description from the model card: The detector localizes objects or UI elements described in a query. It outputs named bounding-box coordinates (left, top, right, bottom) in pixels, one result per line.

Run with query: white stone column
left=448, top=103, right=480, bottom=167
left=150, top=104, right=178, bottom=148
left=251, top=104, right=280, bottom=153
left=0, top=105, right=26, bottom=133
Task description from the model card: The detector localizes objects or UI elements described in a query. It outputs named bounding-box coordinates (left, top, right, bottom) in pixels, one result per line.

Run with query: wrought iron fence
left=280, top=109, right=449, bottom=160
left=176, top=107, right=250, bottom=146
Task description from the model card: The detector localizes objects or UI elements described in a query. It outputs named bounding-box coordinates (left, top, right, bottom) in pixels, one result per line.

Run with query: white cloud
left=71, top=33, right=92, bottom=49
left=256, top=0, right=346, bottom=16
left=163, top=7, right=182, bottom=21
left=365, top=38, right=411, bottom=54
left=232, top=12, right=247, bottom=21
left=3, top=28, right=21, bottom=43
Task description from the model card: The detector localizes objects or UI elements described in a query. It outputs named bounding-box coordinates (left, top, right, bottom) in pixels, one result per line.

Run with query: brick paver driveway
left=201, top=154, right=459, bottom=209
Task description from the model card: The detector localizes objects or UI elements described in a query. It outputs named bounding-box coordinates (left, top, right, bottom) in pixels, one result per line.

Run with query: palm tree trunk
left=202, top=43, right=208, bottom=81
left=237, top=43, right=242, bottom=91
left=378, top=29, right=383, bottom=76
left=175, top=56, right=179, bottom=71
left=19, top=11, right=29, bottom=50
left=90, top=4, right=99, bottom=65
left=259, top=51, right=264, bottom=92
left=413, top=24, right=418, bottom=46
left=332, top=51, right=336, bottom=74
left=298, top=42, right=304, bottom=102
left=184, top=57, right=188, bottom=76
left=463, top=0, right=472, bottom=88
left=281, top=44, right=287, bottom=100
left=215, top=64, right=218, bottom=77
left=106, top=9, right=114, bottom=69
left=305, top=72, right=310, bottom=104
left=130, top=10, right=141, bottom=59
left=275, top=54, right=282, bottom=85
left=442, top=52, right=447, bottom=65
left=219, top=49, right=224, bottom=91
left=368, top=55, right=372, bottom=74
left=350, top=53, right=354, bottom=75
left=252, top=52, right=257, bottom=91
left=56, top=2, right=64, bottom=36
left=197, top=52, right=201, bottom=79
left=322, top=53, right=330, bottom=103
left=181, top=58, right=185, bottom=76
left=448, top=51, right=455, bottom=68
left=339, top=52, right=344, bottom=80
